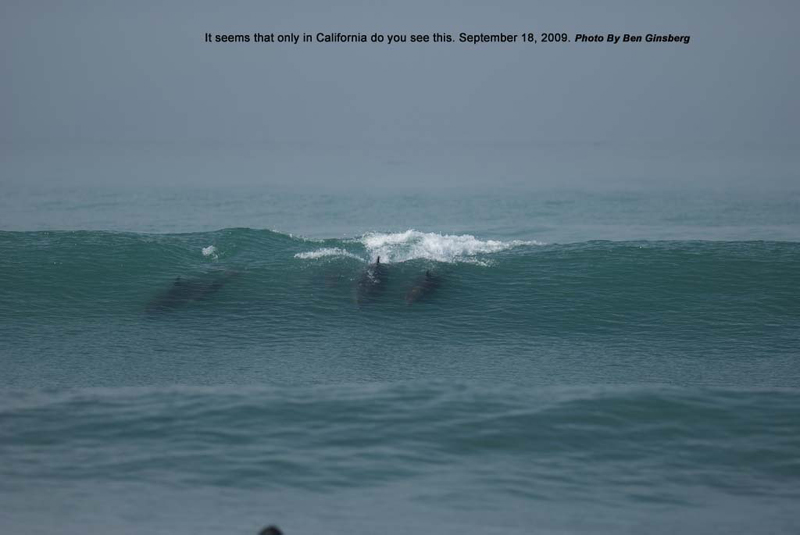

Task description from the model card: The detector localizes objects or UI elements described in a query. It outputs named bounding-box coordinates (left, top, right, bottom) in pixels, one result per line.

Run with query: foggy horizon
left=3, top=1, right=799, bottom=151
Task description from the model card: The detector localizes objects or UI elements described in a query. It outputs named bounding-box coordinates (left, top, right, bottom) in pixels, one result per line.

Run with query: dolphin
left=355, top=255, right=388, bottom=305
left=405, top=270, right=439, bottom=305
left=146, top=270, right=239, bottom=313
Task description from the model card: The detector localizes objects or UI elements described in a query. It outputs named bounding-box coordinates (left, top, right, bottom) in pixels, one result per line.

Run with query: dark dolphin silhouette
left=146, top=270, right=239, bottom=313
left=355, top=255, right=388, bottom=305
left=405, top=270, right=440, bottom=305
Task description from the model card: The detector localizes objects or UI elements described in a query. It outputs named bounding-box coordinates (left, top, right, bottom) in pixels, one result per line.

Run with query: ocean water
left=1, top=183, right=800, bottom=534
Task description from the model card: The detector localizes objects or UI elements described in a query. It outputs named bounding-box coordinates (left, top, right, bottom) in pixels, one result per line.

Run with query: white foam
left=360, top=230, right=542, bottom=264
left=202, top=245, right=218, bottom=259
left=294, top=247, right=363, bottom=261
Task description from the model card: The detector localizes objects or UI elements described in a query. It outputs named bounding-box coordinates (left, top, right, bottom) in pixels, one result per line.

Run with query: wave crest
left=360, top=230, right=541, bottom=264
left=292, top=230, right=542, bottom=264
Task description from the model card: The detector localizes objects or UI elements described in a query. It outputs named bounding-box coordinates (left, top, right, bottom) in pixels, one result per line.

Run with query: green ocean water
left=1, top=187, right=800, bottom=534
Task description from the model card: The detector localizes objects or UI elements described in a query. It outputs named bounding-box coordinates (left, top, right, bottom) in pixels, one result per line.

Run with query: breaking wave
left=294, top=229, right=543, bottom=265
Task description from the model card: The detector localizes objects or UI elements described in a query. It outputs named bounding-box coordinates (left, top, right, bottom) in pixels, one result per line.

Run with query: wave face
left=1, top=229, right=799, bottom=388
left=1, top=228, right=800, bottom=534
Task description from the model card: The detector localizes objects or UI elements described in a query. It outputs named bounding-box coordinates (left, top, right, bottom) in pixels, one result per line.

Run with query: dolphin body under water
left=405, top=270, right=440, bottom=305
left=146, top=270, right=239, bottom=313
left=355, top=256, right=388, bottom=305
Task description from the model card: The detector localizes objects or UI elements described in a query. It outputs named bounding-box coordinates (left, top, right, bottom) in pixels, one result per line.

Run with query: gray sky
left=1, top=1, right=798, bottom=190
